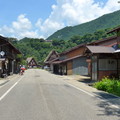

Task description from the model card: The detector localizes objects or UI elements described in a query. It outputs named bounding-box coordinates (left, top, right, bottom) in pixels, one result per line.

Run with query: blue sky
left=0, top=0, right=119, bottom=39
left=0, top=0, right=55, bottom=24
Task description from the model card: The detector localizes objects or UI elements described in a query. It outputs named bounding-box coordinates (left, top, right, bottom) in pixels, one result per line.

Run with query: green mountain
left=11, top=28, right=112, bottom=64
left=47, top=10, right=120, bottom=40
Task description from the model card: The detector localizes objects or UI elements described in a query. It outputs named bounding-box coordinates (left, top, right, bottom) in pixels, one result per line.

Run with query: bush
left=94, top=77, right=120, bottom=96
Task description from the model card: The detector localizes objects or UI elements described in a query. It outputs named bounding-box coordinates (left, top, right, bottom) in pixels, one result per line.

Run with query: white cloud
left=36, top=19, right=64, bottom=37
left=12, top=14, right=32, bottom=30
left=36, top=0, right=120, bottom=38
left=0, top=0, right=120, bottom=39
left=0, top=14, right=40, bottom=39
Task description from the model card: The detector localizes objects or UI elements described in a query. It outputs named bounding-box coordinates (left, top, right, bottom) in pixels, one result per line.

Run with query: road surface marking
left=110, top=104, right=119, bottom=109
left=66, top=83, right=94, bottom=97
left=0, top=76, right=24, bottom=101
left=66, top=82, right=119, bottom=109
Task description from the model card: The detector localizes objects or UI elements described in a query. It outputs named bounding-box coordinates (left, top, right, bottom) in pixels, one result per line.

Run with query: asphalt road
left=0, top=69, right=119, bottom=120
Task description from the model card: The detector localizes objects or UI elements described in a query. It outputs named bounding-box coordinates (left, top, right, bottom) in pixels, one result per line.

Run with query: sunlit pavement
left=0, top=69, right=119, bottom=120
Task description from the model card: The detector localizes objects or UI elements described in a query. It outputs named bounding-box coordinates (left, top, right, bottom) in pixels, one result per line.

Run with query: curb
left=0, top=74, right=19, bottom=87
left=62, top=75, right=120, bottom=99
left=0, top=80, right=9, bottom=86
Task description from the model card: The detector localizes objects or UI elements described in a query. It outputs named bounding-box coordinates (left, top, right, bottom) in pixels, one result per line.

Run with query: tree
left=69, top=35, right=81, bottom=44
left=7, top=37, right=18, bottom=44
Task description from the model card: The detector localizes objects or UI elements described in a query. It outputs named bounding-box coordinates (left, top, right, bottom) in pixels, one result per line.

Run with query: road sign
left=0, top=51, right=5, bottom=56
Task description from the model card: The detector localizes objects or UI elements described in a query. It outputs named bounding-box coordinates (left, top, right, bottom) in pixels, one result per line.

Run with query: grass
left=94, top=77, right=120, bottom=96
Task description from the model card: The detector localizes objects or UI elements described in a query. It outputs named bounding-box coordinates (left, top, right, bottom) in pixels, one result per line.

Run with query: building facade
left=84, top=26, right=120, bottom=81
left=51, top=44, right=88, bottom=75
left=0, top=36, right=21, bottom=77
left=84, top=46, right=119, bottom=81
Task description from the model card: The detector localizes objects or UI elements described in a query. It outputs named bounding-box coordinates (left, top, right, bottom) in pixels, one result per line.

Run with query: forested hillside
left=9, top=28, right=114, bottom=64
left=47, top=10, right=120, bottom=40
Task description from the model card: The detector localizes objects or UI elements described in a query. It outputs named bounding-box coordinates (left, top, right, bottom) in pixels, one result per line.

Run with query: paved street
left=0, top=69, right=120, bottom=120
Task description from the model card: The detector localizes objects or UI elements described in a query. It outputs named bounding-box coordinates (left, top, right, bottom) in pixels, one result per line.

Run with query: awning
left=86, top=46, right=115, bottom=53
left=52, top=55, right=83, bottom=64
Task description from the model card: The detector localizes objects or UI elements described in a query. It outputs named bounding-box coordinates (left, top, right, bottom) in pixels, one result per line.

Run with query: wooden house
left=84, top=26, right=120, bottom=81
left=51, top=44, right=88, bottom=75
left=44, top=50, right=59, bottom=71
left=0, top=36, right=22, bottom=77
left=26, top=57, right=38, bottom=68
left=51, top=35, right=119, bottom=75
left=84, top=46, right=118, bottom=81
left=51, top=36, right=120, bottom=76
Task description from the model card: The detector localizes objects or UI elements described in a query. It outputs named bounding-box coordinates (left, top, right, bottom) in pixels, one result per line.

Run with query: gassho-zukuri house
left=44, top=26, right=120, bottom=81
left=0, top=36, right=22, bottom=77
left=26, top=57, right=38, bottom=68
left=44, top=50, right=59, bottom=71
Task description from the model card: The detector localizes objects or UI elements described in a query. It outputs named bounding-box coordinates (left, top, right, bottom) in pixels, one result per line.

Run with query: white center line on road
left=0, top=76, right=24, bottom=101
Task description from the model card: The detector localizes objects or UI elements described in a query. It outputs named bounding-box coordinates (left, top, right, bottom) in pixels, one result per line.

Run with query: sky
left=0, top=0, right=120, bottom=39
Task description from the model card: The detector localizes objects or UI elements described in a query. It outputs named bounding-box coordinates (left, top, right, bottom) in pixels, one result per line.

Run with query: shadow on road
left=78, top=78, right=96, bottom=86
left=94, top=92, right=118, bottom=99
left=97, top=99, right=120, bottom=117
left=94, top=92, right=120, bottom=117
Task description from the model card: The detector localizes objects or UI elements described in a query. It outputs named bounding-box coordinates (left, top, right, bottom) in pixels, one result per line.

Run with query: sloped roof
left=59, top=36, right=117, bottom=56
left=107, top=26, right=120, bottom=34
left=26, top=57, right=33, bottom=63
left=0, top=35, right=22, bottom=54
left=46, top=57, right=59, bottom=64
left=52, top=55, right=83, bottom=64
left=89, top=36, right=117, bottom=45
left=86, top=46, right=115, bottom=53
left=59, top=43, right=85, bottom=56
left=26, top=57, right=38, bottom=65
left=44, top=50, right=59, bottom=63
